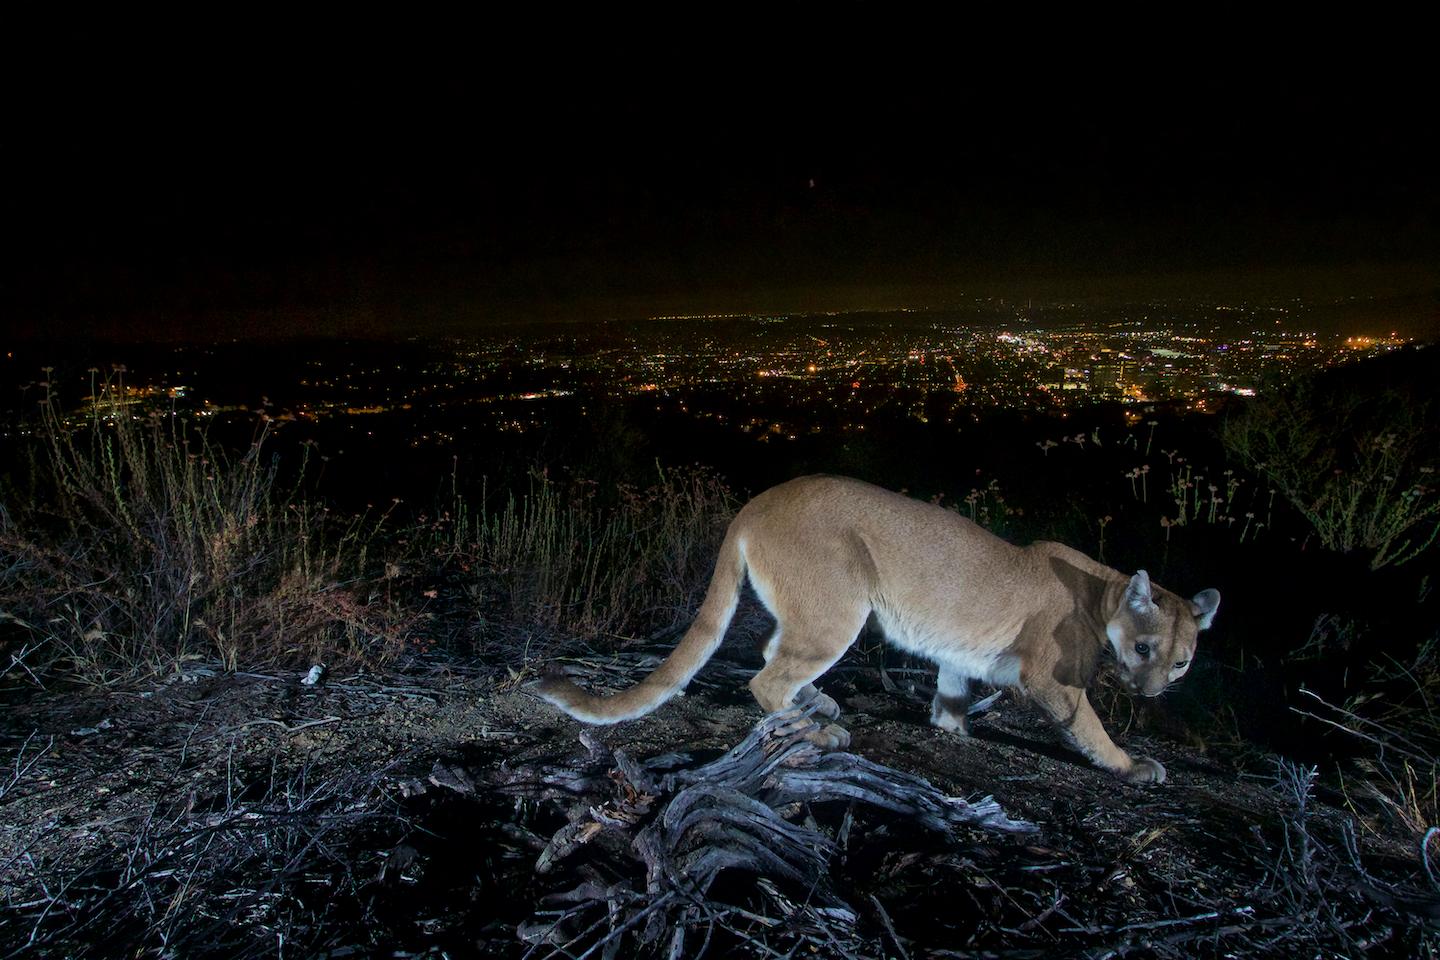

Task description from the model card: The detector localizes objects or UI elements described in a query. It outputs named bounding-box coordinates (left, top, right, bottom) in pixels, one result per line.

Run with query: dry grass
left=0, top=373, right=737, bottom=685
left=3, top=752, right=396, bottom=958
left=443, top=465, right=737, bottom=642
left=0, top=375, right=415, bottom=685
left=1299, top=636, right=1440, bottom=842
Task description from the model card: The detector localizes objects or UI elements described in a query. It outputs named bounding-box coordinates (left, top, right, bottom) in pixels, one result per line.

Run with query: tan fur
left=537, top=475, right=1220, bottom=784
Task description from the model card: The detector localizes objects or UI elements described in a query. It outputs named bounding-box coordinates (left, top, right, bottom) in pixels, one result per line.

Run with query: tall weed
left=447, top=465, right=737, bottom=640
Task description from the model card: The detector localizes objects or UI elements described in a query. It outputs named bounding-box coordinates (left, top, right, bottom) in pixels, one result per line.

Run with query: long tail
left=534, top=526, right=747, bottom=723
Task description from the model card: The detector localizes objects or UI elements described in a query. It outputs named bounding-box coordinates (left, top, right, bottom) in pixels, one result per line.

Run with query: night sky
left=4, top=41, right=1437, bottom=340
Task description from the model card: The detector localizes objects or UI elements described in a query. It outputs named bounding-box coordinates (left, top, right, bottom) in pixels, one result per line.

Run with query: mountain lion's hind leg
left=762, top=630, right=840, bottom=720
left=750, top=647, right=851, bottom=748
left=930, top=664, right=975, bottom=735
left=749, top=619, right=864, bottom=750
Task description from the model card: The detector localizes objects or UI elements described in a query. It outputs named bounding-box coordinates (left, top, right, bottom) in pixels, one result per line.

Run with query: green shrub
left=1222, top=366, right=1440, bottom=569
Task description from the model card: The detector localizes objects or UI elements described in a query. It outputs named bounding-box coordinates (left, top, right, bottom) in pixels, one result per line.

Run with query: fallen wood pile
left=428, top=707, right=1034, bottom=958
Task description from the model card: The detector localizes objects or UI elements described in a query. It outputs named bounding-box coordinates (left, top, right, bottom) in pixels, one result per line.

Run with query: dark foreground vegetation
left=2, top=349, right=1438, bottom=957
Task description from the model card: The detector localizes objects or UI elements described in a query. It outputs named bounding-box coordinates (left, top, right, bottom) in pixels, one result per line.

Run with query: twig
left=571, top=893, right=675, bottom=960
left=1423, top=826, right=1439, bottom=894
left=1112, top=905, right=1254, bottom=933
left=1014, top=892, right=1066, bottom=934
left=1, top=731, right=54, bottom=802
left=869, top=894, right=910, bottom=960
left=218, top=716, right=341, bottom=736
left=1292, top=687, right=1435, bottom=764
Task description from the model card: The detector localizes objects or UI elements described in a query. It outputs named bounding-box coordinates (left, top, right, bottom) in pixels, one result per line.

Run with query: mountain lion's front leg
left=930, top=664, right=974, bottom=735
left=1028, top=682, right=1166, bottom=784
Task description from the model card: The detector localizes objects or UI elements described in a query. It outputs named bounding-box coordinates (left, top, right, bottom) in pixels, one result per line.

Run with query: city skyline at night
left=4, top=51, right=1435, bottom=342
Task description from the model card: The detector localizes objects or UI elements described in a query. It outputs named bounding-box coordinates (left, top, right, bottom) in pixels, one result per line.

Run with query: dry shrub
left=1341, top=635, right=1440, bottom=838
left=450, top=465, right=737, bottom=641
left=0, top=376, right=414, bottom=683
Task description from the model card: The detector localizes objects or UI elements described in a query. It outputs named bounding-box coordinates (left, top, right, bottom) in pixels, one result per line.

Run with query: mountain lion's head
left=1106, top=570, right=1219, bottom=697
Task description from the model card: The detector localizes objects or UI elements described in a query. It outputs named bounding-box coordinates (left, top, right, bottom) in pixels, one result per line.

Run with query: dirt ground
left=1, top=649, right=1436, bottom=958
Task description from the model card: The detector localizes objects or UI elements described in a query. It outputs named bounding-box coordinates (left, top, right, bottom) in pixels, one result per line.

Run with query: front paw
left=930, top=706, right=970, bottom=736
left=1121, top=756, right=1167, bottom=784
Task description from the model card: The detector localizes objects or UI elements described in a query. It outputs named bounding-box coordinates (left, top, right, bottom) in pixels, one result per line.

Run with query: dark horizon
left=4, top=54, right=1437, bottom=341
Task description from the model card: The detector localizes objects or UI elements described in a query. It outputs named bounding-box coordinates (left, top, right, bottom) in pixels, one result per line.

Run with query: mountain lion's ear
left=1191, top=589, right=1221, bottom=630
left=1125, top=570, right=1157, bottom=614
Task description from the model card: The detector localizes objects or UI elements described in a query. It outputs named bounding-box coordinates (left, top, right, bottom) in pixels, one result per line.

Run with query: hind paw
left=1121, top=756, right=1167, bottom=784
left=804, top=690, right=842, bottom=720
left=805, top=723, right=851, bottom=751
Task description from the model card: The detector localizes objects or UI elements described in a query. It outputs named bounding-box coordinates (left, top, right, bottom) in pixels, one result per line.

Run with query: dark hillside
left=2, top=349, right=1438, bottom=956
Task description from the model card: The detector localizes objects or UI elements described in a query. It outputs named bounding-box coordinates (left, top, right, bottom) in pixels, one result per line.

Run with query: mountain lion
left=538, top=475, right=1219, bottom=784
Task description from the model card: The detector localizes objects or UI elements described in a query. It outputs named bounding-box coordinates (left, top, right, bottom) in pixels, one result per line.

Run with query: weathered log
left=502, top=705, right=1035, bottom=957
left=459, top=732, right=692, bottom=805
left=765, top=751, right=1030, bottom=836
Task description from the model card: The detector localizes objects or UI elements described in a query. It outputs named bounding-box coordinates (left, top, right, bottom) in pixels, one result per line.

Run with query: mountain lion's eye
left=1134, top=642, right=1151, bottom=657
left=1173, top=660, right=1189, bottom=669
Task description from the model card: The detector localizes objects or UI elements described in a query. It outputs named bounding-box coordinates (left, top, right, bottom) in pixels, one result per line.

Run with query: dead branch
left=460, top=706, right=1035, bottom=957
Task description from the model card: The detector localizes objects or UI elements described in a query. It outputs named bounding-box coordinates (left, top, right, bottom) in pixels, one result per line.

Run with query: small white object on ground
left=301, top=664, right=326, bottom=686
left=70, top=719, right=111, bottom=737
